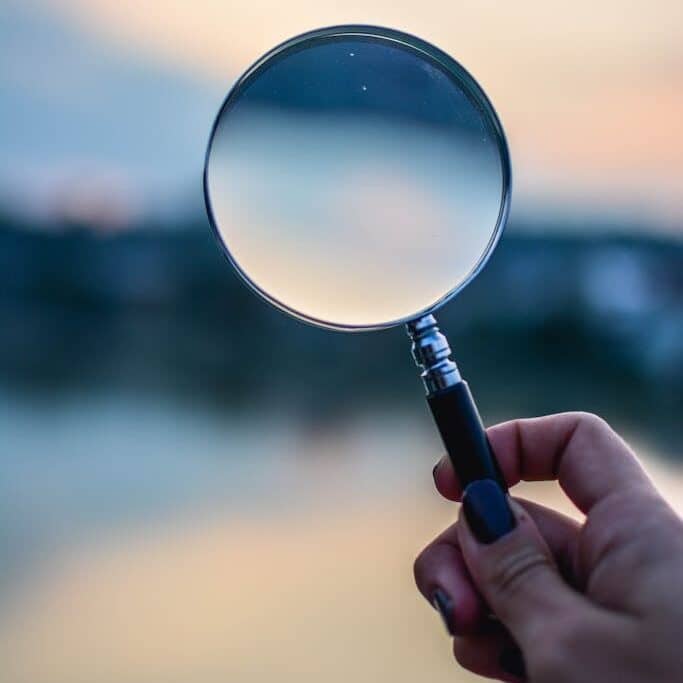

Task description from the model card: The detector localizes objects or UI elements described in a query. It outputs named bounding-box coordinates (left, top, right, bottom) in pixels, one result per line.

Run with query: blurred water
left=1, top=388, right=681, bottom=683
left=0, top=392, right=436, bottom=589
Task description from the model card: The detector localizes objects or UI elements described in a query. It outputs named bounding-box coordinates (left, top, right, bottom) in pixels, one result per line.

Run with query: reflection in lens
left=206, top=31, right=506, bottom=328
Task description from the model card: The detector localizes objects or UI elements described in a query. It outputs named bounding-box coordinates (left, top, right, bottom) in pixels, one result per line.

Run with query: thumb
left=457, top=479, right=587, bottom=647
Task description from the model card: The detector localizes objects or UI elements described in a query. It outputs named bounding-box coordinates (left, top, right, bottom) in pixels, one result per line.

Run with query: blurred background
left=0, top=1, right=681, bottom=682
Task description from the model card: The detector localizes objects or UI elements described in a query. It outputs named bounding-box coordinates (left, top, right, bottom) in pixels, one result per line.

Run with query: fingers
left=434, top=412, right=654, bottom=513
left=414, top=524, right=489, bottom=634
left=453, top=631, right=525, bottom=682
left=457, top=484, right=592, bottom=648
left=515, top=498, right=582, bottom=586
left=414, top=499, right=582, bottom=635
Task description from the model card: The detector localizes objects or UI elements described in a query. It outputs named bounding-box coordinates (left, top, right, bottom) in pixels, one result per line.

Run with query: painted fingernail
left=431, top=588, right=455, bottom=636
left=499, top=645, right=526, bottom=679
left=462, top=479, right=515, bottom=544
left=432, top=462, right=439, bottom=484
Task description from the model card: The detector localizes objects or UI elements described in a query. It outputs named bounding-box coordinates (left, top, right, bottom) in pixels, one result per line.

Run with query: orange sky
left=31, top=1, right=683, bottom=229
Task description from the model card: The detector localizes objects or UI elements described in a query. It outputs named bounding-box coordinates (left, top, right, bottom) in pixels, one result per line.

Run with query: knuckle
left=412, top=541, right=443, bottom=586
left=575, top=411, right=611, bottom=436
left=485, top=546, right=552, bottom=600
left=451, top=639, right=465, bottom=666
left=451, top=638, right=475, bottom=673
left=412, top=548, right=429, bottom=584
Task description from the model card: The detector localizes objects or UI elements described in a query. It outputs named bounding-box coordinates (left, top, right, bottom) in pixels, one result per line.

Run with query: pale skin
left=414, top=412, right=683, bottom=682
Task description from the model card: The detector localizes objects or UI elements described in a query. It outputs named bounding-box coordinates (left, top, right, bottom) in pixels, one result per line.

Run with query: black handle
left=427, top=381, right=506, bottom=490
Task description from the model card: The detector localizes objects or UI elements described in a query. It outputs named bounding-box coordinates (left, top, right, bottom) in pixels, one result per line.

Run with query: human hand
left=414, top=412, right=683, bottom=682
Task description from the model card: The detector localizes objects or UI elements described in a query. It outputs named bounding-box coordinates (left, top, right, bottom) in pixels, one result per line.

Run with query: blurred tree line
left=0, top=209, right=680, bottom=456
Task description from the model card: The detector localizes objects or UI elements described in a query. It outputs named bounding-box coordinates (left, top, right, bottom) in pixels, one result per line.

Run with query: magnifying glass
left=204, top=25, right=511, bottom=491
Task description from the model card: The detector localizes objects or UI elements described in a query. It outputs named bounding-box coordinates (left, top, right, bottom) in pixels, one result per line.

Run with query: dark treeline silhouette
left=0, top=210, right=681, bottom=455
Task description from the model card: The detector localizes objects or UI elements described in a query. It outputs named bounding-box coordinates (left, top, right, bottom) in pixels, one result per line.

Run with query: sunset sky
left=2, top=0, right=682, bottom=232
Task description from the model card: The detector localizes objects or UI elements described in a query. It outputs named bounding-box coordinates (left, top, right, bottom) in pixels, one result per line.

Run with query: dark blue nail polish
left=499, top=645, right=526, bottom=679
left=431, top=588, right=455, bottom=636
left=462, top=479, right=515, bottom=544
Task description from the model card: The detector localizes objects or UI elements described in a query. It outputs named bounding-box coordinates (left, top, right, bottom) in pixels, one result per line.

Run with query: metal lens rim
left=203, top=24, right=512, bottom=332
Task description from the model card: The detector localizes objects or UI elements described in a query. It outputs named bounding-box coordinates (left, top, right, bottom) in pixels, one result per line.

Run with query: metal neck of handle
left=406, top=314, right=461, bottom=395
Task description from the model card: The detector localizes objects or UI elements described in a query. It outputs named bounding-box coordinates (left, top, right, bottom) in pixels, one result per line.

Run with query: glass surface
left=205, top=27, right=509, bottom=329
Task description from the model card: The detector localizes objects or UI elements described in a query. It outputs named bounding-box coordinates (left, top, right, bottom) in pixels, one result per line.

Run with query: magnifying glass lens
left=205, top=28, right=508, bottom=329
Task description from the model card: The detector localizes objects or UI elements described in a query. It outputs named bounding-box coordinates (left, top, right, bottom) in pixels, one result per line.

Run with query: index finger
left=433, top=412, right=654, bottom=513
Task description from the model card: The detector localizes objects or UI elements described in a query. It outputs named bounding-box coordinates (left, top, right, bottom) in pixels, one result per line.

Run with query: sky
left=1, top=0, right=682, bottom=233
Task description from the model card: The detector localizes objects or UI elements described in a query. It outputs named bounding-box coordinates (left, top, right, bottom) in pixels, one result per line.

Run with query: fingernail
left=462, top=479, right=515, bottom=544
left=499, top=645, right=526, bottom=679
left=432, top=462, right=439, bottom=484
left=431, top=588, right=455, bottom=636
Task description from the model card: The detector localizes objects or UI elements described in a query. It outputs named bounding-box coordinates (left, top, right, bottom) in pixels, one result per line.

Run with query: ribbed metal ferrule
left=406, top=314, right=461, bottom=395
